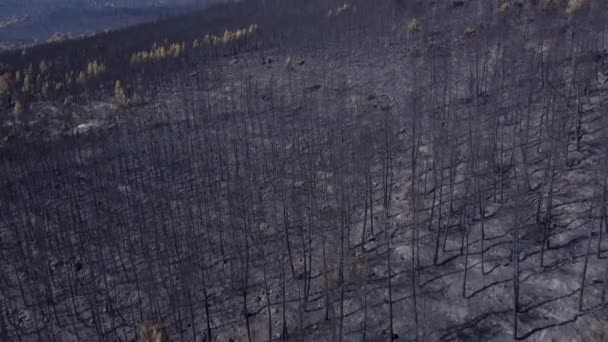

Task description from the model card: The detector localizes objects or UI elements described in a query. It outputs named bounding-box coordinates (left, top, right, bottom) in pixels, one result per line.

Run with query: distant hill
left=0, top=0, right=225, bottom=49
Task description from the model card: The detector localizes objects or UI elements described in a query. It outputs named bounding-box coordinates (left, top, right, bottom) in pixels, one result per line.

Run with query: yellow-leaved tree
left=567, top=0, right=589, bottom=14
left=139, top=321, right=168, bottom=342
left=0, top=73, right=11, bottom=96
left=13, top=100, right=24, bottom=116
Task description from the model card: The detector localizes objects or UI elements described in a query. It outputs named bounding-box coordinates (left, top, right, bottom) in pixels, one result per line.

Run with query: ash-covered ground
left=2, top=1, right=608, bottom=341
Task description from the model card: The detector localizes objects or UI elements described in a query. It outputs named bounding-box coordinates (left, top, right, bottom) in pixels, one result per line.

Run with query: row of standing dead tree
left=1, top=0, right=608, bottom=340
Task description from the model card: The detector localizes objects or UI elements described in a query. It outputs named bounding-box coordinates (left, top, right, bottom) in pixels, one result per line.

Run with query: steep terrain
left=1, top=0, right=608, bottom=341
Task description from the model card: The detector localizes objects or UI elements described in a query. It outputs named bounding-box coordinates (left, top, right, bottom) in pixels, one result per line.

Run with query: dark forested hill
left=1, top=0, right=608, bottom=341
left=0, top=0, right=226, bottom=50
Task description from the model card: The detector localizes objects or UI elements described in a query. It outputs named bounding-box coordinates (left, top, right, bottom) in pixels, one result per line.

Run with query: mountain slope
left=1, top=0, right=608, bottom=341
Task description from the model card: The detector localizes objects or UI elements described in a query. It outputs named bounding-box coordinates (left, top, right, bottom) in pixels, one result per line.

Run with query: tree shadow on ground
left=438, top=304, right=605, bottom=341
left=438, top=309, right=510, bottom=341
left=519, top=288, right=579, bottom=314
left=465, top=278, right=511, bottom=300
left=420, top=267, right=461, bottom=287
left=516, top=313, right=580, bottom=340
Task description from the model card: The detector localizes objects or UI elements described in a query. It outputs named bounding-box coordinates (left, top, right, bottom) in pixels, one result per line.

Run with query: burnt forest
left=2, top=0, right=608, bottom=341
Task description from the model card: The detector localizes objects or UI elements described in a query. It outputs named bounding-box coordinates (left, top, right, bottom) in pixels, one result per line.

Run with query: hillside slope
left=1, top=0, right=608, bottom=341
